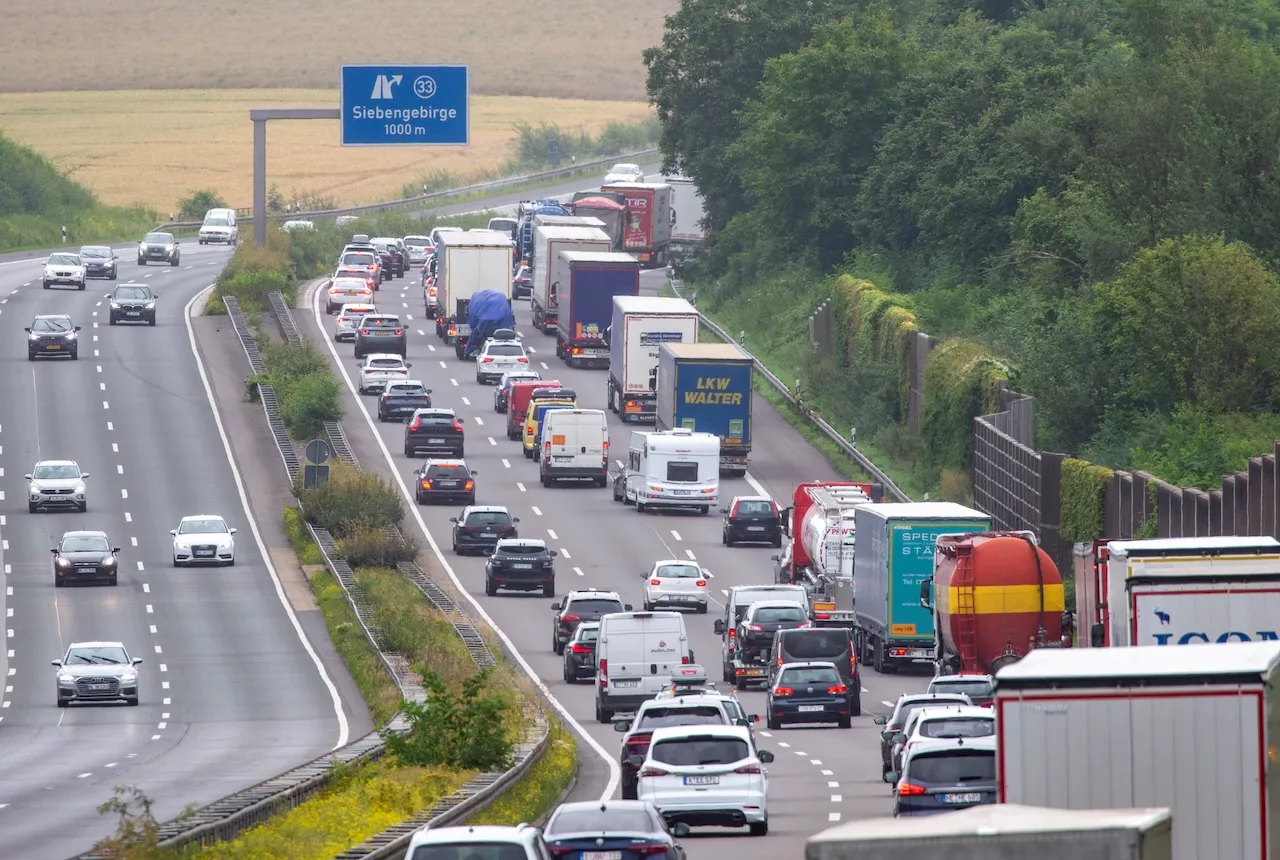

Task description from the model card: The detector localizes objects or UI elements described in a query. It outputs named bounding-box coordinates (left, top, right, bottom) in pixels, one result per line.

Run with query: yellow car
left=523, top=400, right=576, bottom=459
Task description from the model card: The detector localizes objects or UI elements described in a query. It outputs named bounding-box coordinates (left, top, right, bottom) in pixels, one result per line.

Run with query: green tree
left=382, top=669, right=515, bottom=771
left=177, top=189, right=228, bottom=221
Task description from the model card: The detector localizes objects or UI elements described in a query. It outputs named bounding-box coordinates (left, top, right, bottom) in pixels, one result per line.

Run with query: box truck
left=654, top=342, right=753, bottom=476
left=432, top=230, right=513, bottom=345
left=599, top=181, right=673, bottom=268
left=607, top=296, right=699, bottom=423
left=530, top=225, right=612, bottom=334
left=666, top=175, right=706, bottom=244
left=552, top=250, right=640, bottom=368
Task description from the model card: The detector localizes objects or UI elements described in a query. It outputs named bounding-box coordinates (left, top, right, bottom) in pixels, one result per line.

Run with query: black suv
left=450, top=506, right=519, bottom=555
left=373, top=239, right=406, bottom=276
left=108, top=284, right=156, bottom=326
left=26, top=314, right=81, bottom=360
left=550, top=589, right=629, bottom=655
left=768, top=627, right=860, bottom=716
left=562, top=622, right=599, bottom=682
left=353, top=314, right=407, bottom=358
left=721, top=496, right=783, bottom=547
left=405, top=408, right=465, bottom=457
left=53, top=530, right=121, bottom=587
left=485, top=538, right=557, bottom=596
left=80, top=245, right=118, bottom=279
left=378, top=381, right=432, bottom=422
left=414, top=460, right=476, bottom=505
left=734, top=600, right=810, bottom=671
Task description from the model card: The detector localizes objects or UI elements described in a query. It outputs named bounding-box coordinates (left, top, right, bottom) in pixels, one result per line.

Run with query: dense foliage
left=383, top=669, right=516, bottom=771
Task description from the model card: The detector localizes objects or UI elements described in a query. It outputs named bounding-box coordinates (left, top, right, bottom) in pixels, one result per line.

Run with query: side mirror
left=770, top=555, right=780, bottom=563
left=449, top=517, right=458, bottom=524
left=718, top=508, right=728, bottom=514
left=549, top=550, right=559, bottom=557
left=550, top=603, right=562, bottom=611
left=80, top=473, right=89, bottom=479
left=470, top=470, right=478, bottom=477
left=919, top=576, right=933, bottom=609
left=426, top=389, right=433, bottom=395
left=50, top=548, right=58, bottom=555
left=170, top=530, right=178, bottom=536
left=512, top=517, right=520, bottom=523
left=405, top=363, right=412, bottom=368
left=749, top=714, right=760, bottom=723
left=613, top=720, right=631, bottom=732
left=873, top=715, right=887, bottom=726
left=133, top=657, right=144, bottom=665
left=758, top=750, right=775, bottom=763
left=113, top=547, right=121, bottom=553
left=24, top=474, right=32, bottom=480
left=51, top=660, right=62, bottom=667
left=892, top=733, right=907, bottom=744
left=713, top=620, right=725, bottom=635
left=74, top=326, right=82, bottom=332
left=1091, top=622, right=1105, bottom=647
left=23, top=328, right=30, bottom=333
left=229, top=528, right=238, bottom=535
left=624, top=604, right=633, bottom=611
left=671, top=822, right=691, bottom=837
left=883, top=770, right=899, bottom=784
left=456, top=417, right=464, bottom=423
left=627, top=754, right=645, bottom=768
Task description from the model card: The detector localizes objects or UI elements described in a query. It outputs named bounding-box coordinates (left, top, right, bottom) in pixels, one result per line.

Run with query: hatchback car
left=108, top=284, right=156, bottom=325
left=642, top=560, right=709, bottom=613
left=927, top=673, right=996, bottom=707
left=733, top=600, right=810, bottom=672
left=377, top=380, right=431, bottom=422
left=605, top=163, right=646, bottom=184
left=413, top=459, right=475, bottom=505
left=27, top=459, right=89, bottom=512
left=403, top=235, right=433, bottom=265
left=325, top=276, right=375, bottom=314
left=79, top=245, right=118, bottom=279
left=485, top=538, right=556, bottom=596
left=512, top=264, right=533, bottom=299
left=543, top=800, right=688, bottom=859
left=889, top=735, right=997, bottom=817
left=616, top=690, right=739, bottom=800
left=137, top=232, right=179, bottom=265
left=768, top=627, right=860, bottom=716
left=333, top=266, right=378, bottom=294
left=52, top=530, right=120, bottom=587
left=170, top=514, right=237, bottom=566
left=356, top=354, right=411, bottom=394
left=873, top=693, right=974, bottom=778
left=891, top=705, right=994, bottom=775
left=404, top=408, right=464, bottom=457
left=372, top=238, right=405, bottom=276
left=493, top=370, right=542, bottom=413
left=475, top=337, right=531, bottom=385
left=450, top=506, right=519, bottom=555
left=53, top=641, right=143, bottom=707
left=764, top=661, right=851, bottom=729
left=338, top=249, right=382, bottom=285
left=404, top=823, right=549, bottom=860
left=721, top=496, right=783, bottom=547
left=43, top=252, right=87, bottom=290
left=333, top=303, right=376, bottom=342
left=26, top=314, right=81, bottom=360
left=353, top=315, right=407, bottom=359
left=562, top=622, right=599, bottom=683
left=551, top=589, right=629, bottom=654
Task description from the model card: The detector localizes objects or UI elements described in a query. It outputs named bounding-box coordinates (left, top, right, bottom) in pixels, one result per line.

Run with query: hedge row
left=207, top=229, right=297, bottom=315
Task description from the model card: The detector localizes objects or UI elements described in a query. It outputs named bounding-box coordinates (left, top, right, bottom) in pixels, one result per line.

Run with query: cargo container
left=853, top=503, right=991, bottom=673
left=607, top=296, right=699, bottom=423
left=995, top=641, right=1280, bottom=860
left=655, top=342, right=752, bottom=476
left=433, top=230, right=513, bottom=345
left=666, top=175, right=706, bottom=244
left=567, top=195, right=628, bottom=252
left=552, top=250, right=640, bottom=369
left=599, top=182, right=673, bottom=268
left=530, top=225, right=612, bottom=333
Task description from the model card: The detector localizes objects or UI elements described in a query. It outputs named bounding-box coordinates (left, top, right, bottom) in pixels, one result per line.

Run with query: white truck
left=530, top=225, right=612, bottom=334
left=607, top=296, right=700, bottom=423
left=666, top=175, right=707, bottom=244
left=432, top=230, right=513, bottom=345
left=1096, top=535, right=1280, bottom=648
left=995, top=640, right=1280, bottom=860
left=614, top=428, right=719, bottom=515
left=806, top=804, right=1173, bottom=860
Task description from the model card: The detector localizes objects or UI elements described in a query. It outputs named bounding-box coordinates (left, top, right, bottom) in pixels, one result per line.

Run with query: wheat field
left=0, top=90, right=655, bottom=214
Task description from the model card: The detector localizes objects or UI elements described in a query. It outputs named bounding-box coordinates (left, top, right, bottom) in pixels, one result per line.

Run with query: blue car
left=764, top=661, right=851, bottom=729
left=543, top=799, right=687, bottom=860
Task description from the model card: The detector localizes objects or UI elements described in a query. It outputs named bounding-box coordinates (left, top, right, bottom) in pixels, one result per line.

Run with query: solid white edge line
left=310, top=280, right=621, bottom=800
left=185, top=284, right=350, bottom=749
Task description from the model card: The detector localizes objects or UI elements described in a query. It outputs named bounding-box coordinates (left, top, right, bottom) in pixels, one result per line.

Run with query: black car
left=414, top=459, right=476, bottom=505
left=373, top=239, right=405, bottom=276
left=26, top=314, right=81, bottom=360
left=108, top=284, right=156, bottom=326
left=353, top=314, right=407, bottom=358
left=768, top=627, right=860, bottom=716
left=512, top=264, right=533, bottom=299
left=377, top=381, right=432, bottom=422
left=80, top=245, right=118, bottom=279
left=493, top=370, right=541, bottom=413
left=551, top=589, right=629, bottom=654
left=137, top=232, right=179, bottom=265
left=562, top=622, right=599, bottom=682
left=543, top=800, right=688, bottom=860
left=450, top=505, right=519, bottom=555
left=890, top=738, right=997, bottom=817
left=52, top=530, right=120, bottom=587
left=733, top=600, right=810, bottom=670
left=484, top=538, right=557, bottom=596
left=765, top=661, right=852, bottom=729
left=721, top=496, right=783, bottom=547
left=404, top=408, right=465, bottom=457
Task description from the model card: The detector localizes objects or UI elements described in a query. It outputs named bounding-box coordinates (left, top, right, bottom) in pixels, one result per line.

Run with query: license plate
left=47, top=344, right=61, bottom=350
left=684, top=775, right=719, bottom=786
left=195, top=549, right=214, bottom=557
left=513, top=563, right=532, bottom=569
left=427, top=438, right=445, bottom=444
left=798, top=705, right=824, bottom=712
left=672, top=489, right=690, bottom=496
left=89, top=684, right=110, bottom=691
left=553, top=456, right=572, bottom=462
left=583, top=854, right=622, bottom=860
left=437, top=481, right=457, bottom=487
left=126, top=311, right=140, bottom=316
left=944, top=793, right=983, bottom=804
left=613, top=680, right=639, bottom=688
left=747, top=526, right=765, bottom=531
left=906, top=649, right=930, bottom=658
left=742, top=668, right=762, bottom=676
left=481, top=533, right=496, bottom=538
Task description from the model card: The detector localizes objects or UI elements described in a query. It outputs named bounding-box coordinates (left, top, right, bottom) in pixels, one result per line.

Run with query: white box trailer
left=666, top=175, right=706, bottom=243
left=806, top=803, right=1173, bottom=860
left=433, top=230, right=513, bottom=343
left=1098, top=536, right=1280, bottom=648
left=607, top=295, right=699, bottom=422
left=529, top=225, right=611, bottom=334
left=995, top=641, right=1280, bottom=860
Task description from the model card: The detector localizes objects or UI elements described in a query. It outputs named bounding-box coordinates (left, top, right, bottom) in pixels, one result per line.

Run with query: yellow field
left=0, top=90, right=654, bottom=214
left=1, top=0, right=679, bottom=101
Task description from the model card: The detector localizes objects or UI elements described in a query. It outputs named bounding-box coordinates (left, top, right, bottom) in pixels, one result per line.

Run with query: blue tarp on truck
left=654, top=342, right=753, bottom=476
left=461, top=289, right=516, bottom=359
left=554, top=250, right=640, bottom=368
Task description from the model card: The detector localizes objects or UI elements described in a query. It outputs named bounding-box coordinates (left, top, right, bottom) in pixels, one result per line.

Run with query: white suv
left=43, top=252, right=86, bottom=290
left=404, top=823, right=548, bottom=860
left=476, top=334, right=530, bottom=385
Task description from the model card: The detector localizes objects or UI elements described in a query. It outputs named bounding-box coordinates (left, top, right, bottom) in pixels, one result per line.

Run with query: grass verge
left=466, top=723, right=578, bottom=826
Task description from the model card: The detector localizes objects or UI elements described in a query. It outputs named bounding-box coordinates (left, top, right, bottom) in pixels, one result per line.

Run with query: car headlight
left=75, top=483, right=85, bottom=493
left=119, top=672, right=137, bottom=683
left=58, top=674, right=74, bottom=684
left=102, top=556, right=117, bottom=567
left=165, top=245, right=174, bottom=251
left=110, top=301, right=121, bottom=309
left=144, top=301, right=155, bottom=309
left=29, top=333, right=39, bottom=341
left=65, top=331, right=77, bottom=339
left=55, top=558, right=70, bottom=568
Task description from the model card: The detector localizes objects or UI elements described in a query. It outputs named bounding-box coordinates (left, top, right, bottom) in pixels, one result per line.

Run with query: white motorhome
left=432, top=230, right=513, bottom=343
left=595, top=610, right=691, bottom=722
left=615, top=428, right=720, bottom=515
left=199, top=208, right=238, bottom=245
left=538, top=409, right=609, bottom=488
left=608, top=295, right=700, bottom=422
left=530, top=225, right=611, bottom=333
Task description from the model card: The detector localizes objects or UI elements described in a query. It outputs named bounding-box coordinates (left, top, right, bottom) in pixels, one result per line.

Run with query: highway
left=301, top=257, right=931, bottom=856
left=0, top=242, right=355, bottom=858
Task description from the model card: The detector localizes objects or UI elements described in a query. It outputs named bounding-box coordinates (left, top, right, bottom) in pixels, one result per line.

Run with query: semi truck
left=515, top=199, right=569, bottom=263
left=654, top=342, right=753, bottom=476
left=433, top=230, right=513, bottom=345
left=920, top=531, right=1067, bottom=676
left=459, top=289, right=517, bottom=360
left=530, top=225, right=612, bottom=334
left=853, top=502, right=991, bottom=674
left=995, top=641, right=1280, bottom=860
left=774, top=482, right=884, bottom=626
left=606, top=296, right=699, bottom=423
left=666, top=175, right=707, bottom=244
left=552, top=250, right=640, bottom=369
left=1094, top=535, right=1280, bottom=648
left=566, top=194, right=628, bottom=251
left=599, top=181, right=673, bottom=268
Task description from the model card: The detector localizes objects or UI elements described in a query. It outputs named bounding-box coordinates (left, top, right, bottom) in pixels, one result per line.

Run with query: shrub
left=383, top=669, right=516, bottom=771
left=252, top=339, right=344, bottom=440
left=296, top=460, right=404, bottom=537
left=211, top=229, right=295, bottom=312
left=177, top=189, right=228, bottom=221
left=1059, top=458, right=1114, bottom=543
left=466, top=723, right=577, bottom=827
left=219, top=266, right=290, bottom=313
left=309, top=567, right=402, bottom=726
left=358, top=567, right=479, bottom=687
left=920, top=338, right=1011, bottom=475
left=337, top=525, right=419, bottom=569
left=283, top=506, right=325, bottom=566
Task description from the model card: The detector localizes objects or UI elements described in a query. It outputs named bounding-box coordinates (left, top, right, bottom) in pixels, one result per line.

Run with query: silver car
left=54, top=640, right=142, bottom=707
left=27, top=459, right=89, bottom=513
left=42, top=252, right=86, bottom=290
left=475, top=337, right=530, bottom=385
left=404, top=235, right=433, bottom=264
left=334, top=303, right=376, bottom=342
left=138, top=232, right=179, bottom=265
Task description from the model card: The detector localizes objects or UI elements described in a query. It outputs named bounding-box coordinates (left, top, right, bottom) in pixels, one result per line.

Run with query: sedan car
left=26, top=314, right=81, bottom=360
left=27, top=459, right=89, bottom=513
left=721, top=496, right=783, bottom=547
left=642, top=560, right=709, bottom=613
left=475, top=337, right=531, bottom=385
left=356, top=353, right=411, bottom=394
left=79, top=245, right=118, bottom=279
left=377, top=379, right=432, bottom=422
left=450, top=505, right=519, bottom=556
left=42, top=252, right=86, bottom=290
left=171, top=514, right=237, bottom=566
left=333, top=303, right=377, bottom=342
left=764, top=661, right=851, bottom=729
left=484, top=538, right=556, bottom=596
left=325, top=277, right=375, bottom=314
left=733, top=600, right=810, bottom=669
left=493, top=370, right=541, bottom=413
left=372, top=238, right=405, bottom=276
left=137, top=232, right=180, bottom=266
left=605, top=163, right=646, bottom=184
left=413, top=459, right=476, bottom=505
left=405, top=408, right=464, bottom=457
left=562, top=622, right=599, bottom=683
left=52, top=530, right=120, bottom=587
left=542, top=800, right=688, bottom=860
left=108, top=284, right=156, bottom=325
left=512, top=264, right=533, bottom=299
left=890, top=736, right=997, bottom=817
left=353, top=316, right=408, bottom=359
left=53, top=641, right=143, bottom=707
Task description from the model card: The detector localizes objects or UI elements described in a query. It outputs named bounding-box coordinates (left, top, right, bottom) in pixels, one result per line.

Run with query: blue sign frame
left=340, top=65, right=470, bottom=147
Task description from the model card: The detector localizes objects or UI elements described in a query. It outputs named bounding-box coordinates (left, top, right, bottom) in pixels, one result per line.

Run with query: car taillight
left=428, top=287, right=436, bottom=296
left=482, top=357, right=494, bottom=363
left=394, top=329, right=403, bottom=336
left=463, top=480, right=474, bottom=490
left=774, top=686, right=793, bottom=696
left=360, top=329, right=369, bottom=335
left=517, top=356, right=529, bottom=363
left=560, top=615, right=580, bottom=626
left=447, top=325, right=456, bottom=336
left=452, top=419, right=463, bottom=432
left=409, top=418, right=421, bottom=431
left=639, top=765, right=668, bottom=778
left=598, top=658, right=607, bottom=679
left=734, top=763, right=763, bottom=774
left=336, top=316, right=346, bottom=323
left=851, top=654, right=858, bottom=667
left=625, top=733, right=651, bottom=752
left=828, top=684, right=848, bottom=694
left=548, top=847, right=578, bottom=858
left=368, top=265, right=377, bottom=271
left=797, top=621, right=811, bottom=629
left=745, top=623, right=763, bottom=632
left=897, top=781, right=927, bottom=796
left=681, top=655, right=690, bottom=664
left=696, top=579, right=706, bottom=587
left=728, top=628, right=735, bottom=638
left=420, top=479, right=431, bottom=488
left=570, top=643, right=592, bottom=654
left=650, top=578, right=661, bottom=586
left=778, top=656, right=785, bottom=666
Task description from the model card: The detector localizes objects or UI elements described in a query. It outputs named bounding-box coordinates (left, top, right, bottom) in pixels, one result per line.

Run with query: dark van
left=768, top=627, right=860, bottom=715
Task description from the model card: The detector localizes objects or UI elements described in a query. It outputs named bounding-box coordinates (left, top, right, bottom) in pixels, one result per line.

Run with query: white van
left=595, top=611, right=691, bottom=722
left=199, top=208, right=238, bottom=245
left=618, top=428, right=720, bottom=514
left=539, top=409, right=609, bottom=488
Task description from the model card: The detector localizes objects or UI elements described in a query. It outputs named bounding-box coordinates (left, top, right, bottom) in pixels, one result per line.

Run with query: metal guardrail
left=157, top=147, right=659, bottom=230
left=270, top=291, right=304, bottom=345
left=668, top=277, right=912, bottom=503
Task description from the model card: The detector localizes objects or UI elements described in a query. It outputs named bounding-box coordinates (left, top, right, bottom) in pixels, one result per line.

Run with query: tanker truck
left=919, top=531, right=1067, bottom=677
left=774, top=481, right=884, bottom=627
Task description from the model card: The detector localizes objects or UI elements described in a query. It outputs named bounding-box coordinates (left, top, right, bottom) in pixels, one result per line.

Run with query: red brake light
left=639, top=765, right=668, bottom=778
left=452, top=419, right=464, bottom=432
left=517, top=357, right=529, bottom=363
left=629, top=846, right=674, bottom=856
left=560, top=615, right=580, bottom=625
left=730, top=500, right=739, bottom=517
left=728, top=628, right=736, bottom=638
left=336, top=316, right=346, bottom=323
left=570, top=643, right=592, bottom=654
left=599, top=658, right=607, bottom=678
left=394, top=329, right=403, bottom=336
left=409, top=418, right=421, bottom=431
left=482, top=357, right=494, bottom=363
left=696, top=579, right=707, bottom=587
left=774, top=686, right=794, bottom=696
left=420, top=479, right=431, bottom=488
left=464, top=480, right=474, bottom=490
left=360, top=329, right=369, bottom=335
left=828, top=684, right=848, bottom=695
left=681, top=655, right=690, bottom=665
left=898, top=781, right=927, bottom=796
left=734, top=763, right=763, bottom=774
left=650, top=578, right=661, bottom=586
left=745, top=623, right=763, bottom=632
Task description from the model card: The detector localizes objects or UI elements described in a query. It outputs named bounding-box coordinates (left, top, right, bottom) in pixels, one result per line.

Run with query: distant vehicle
left=334, top=215, right=360, bottom=226
left=551, top=589, right=630, bottom=655
left=493, top=370, right=541, bottom=413
left=325, top=277, right=375, bottom=314
left=562, top=622, right=599, bottom=683
left=873, top=692, right=974, bottom=779
left=605, top=163, right=645, bottom=184
left=512, top=263, right=533, bottom=299
left=764, top=661, right=852, bottom=729
left=543, top=801, right=691, bottom=859
left=413, top=459, right=475, bottom=505
left=721, top=496, right=783, bottom=547
left=450, top=505, right=519, bottom=555
left=487, top=216, right=519, bottom=242
left=402, top=235, right=433, bottom=265
left=405, top=407, right=464, bottom=457
left=356, top=353, right=411, bottom=393
left=333, top=303, right=376, bottom=342
left=377, top=379, right=431, bottom=422
left=927, top=673, right=996, bottom=707
left=25, top=313, right=81, bottom=360
left=281, top=220, right=314, bottom=232
left=52, top=530, right=120, bottom=587
left=475, top=335, right=530, bottom=385
left=485, top=538, right=557, bottom=597
left=108, top=283, right=156, bottom=326
left=137, top=232, right=179, bottom=266
left=170, top=514, right=237, bottom=566
left=372, top=237, right=406, bottom=276
left=642, top=560, right=709, bottom=613
left=53, top=641, right=143, bottom=707
left=890, top=735, right=997, bottom=818
left=405, top=824, right=550, bottom=860
left=26, top=459, right=89, bottom=513
left=353, top=317, right=408, bottom=361
left=43, top=252, right=86, bottom=289
left=78, top=245, right=118, bottom=279
left=199, top=209, right=238, bottom=245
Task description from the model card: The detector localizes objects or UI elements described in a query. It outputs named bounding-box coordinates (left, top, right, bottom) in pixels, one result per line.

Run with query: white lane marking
left=99, top=382, right=106, bottom=391
left=795, top=751, right=807, bottom=756
left=828, top=813, right=841, bottom=822
left=130, top=537, right=137, bottom=546
left=670, top=530, right=682, bottom=541
left=77, top=773, right=91, bottom=779
left=560, top=548, right=572, bottom=559
left=438, top=360, right=447, bottom=369
left=881, top=700, right=894, bottom=708
left=474, top=416, right=484, bottom=426
left=142, top=583, right=149, bottom=593
left=185, top=284, right=350, bottom=748
left=124, top=512, right=132, bottom=522
left=685, top=549, right=696, bottom=560
left=831, top=794, right=843, bottom=802
left=821, top=769, right=833, bottom=776
left=488, top=437, right=497, bottom=446
left=112, top=442, right=118, bottom=452
left=107, top=421, right=113, bottom=431
left=163, top=698, right=170, bottom=705
left=105, top=762, right=117, bottom=768
left=117, top=465, right=123, bottom=474
left=540, top=361, right=548, bottom=369
left=146, top=605, right=153, bottom=613
left=1, top=541, right=5, bottom=551
left=531, top=506, right=542, bottom=515
left=427, top=344, right=436, bottom=352
left=417, top=329, right=425, bottom=336
left=450, top=378, right=458, bottom=387
left=547, top=529, right=559, bottom=540
left=102, top=401, right=109, bottom=410
left=149, top=625, right=157, bottom=634
left=501, top=458, right=510, bottom=468
left=157, top=722, right=167, bottom=729
left=97, top=365, right=103, bottom=373
left=573, top=566, right=584, bottom=576
left=158, top=664, right=167, bottom=672
left=136, top=561, right=144, bottom=571
left=828, top=781, right=839, bottom=788
left=516, top=482, right=526, bottom=492
left=777, top=742, right=790, bottom=748
left=151, top=735, right=161, bottom=740
left=461, top=397, right=470, bottom=406
left=811, top=759, right=823, bottom=765
left=153, top=645, right=162, bottom=654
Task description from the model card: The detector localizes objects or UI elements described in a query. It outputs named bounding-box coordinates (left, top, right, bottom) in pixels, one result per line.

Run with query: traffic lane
left=0, top=241, right=234, bottom=289
left=429, top=163, right=664, bottom=218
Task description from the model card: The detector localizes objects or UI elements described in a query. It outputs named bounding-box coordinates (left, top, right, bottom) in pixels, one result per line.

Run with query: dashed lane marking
left=547, top=529, right=558, bottom=540
left=516, top=482, right=526, bottom=492
left=573, top=566, right=584, bottom=576
left=531, top=506, right=542, bottom=515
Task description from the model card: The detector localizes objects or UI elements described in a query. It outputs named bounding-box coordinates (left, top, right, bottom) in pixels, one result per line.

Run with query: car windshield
left=114, top=287, right=151, bottom=300
left=920, top=718, right=995, bottom=739
left=752, top=605, right=806, bottom=623
left=179, top=519, right=227, bottom=534
left=547, top=808, right=657, bottom=834
left=332, top=279, right=368, bottom=290
left=656, top=564, right=701, bottom=579
left=650, top=736, right=748, bottom=766
left=894, top=700, right=964, bottom=730
left=31, top=317, right=72, bottom=333
left=80, top=247, right=110, bottom=258
left=48, top=254, right=79, bottom=266
left=779, top=666, right=840, bottom=686
left=342, top=253, right=376, bottom=266
left=415, top=414, right=456, bottom=425
left=909, top=749, right=996, bottom=784
left=61, top=535, right=110, bottom=553
left=339, top=306, right=375, bottom=319
left=565, top=598, right=622, bottom=614
left=410, top=843, right=529, bottom=860
left=65, top=645, right=127, bottom=665
left=735, top=500, right=775, bottom=515
left=782, top=630, right=850, bottom=660
left=205, top=217, right=229, bottom=226
left=369, top=358, right=404, bottom=368
left=336, top=269, right=368, bottom=280
left=498, top=544, right=545, bottom=555
left=502, top=374, right=539, bottom=387
left=145, top=233, right=172, bottom=243
left=33, top=463, right=79, bottom=479
left=485, top=344, right=525, bottom=357
left=637, top=706, right=726, bottom=729
left=405, top=238, right=430, bottom=248
left=931, top=679, right=995, bottom=700
left=466, top=512, right=512, bottom=527
left=575, top=626, right=599, bottom=643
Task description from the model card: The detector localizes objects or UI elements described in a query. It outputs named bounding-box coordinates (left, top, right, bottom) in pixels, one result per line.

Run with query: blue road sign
left=340, top=65, right=469, bottom=147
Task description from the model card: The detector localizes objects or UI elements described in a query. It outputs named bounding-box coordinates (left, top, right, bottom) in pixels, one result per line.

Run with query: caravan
left=612, top=428, right=720, bottom=515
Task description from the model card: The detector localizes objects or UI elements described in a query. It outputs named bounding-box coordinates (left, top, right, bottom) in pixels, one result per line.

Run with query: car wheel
left=620, top=778, right=638, bottom=801
left=127, top=697, right=139, bottom=707
left=767, top=711, right=781, bottom=731
left=749, top=821, right=768, bottom=837
left=78, top=281, right=86, bottom=291
left=485, top=577, right=497, bottom=596
left=562, top=661, right=573, bottom=683
left=723, top=532, right=731, bottom=546
left=138, top=259, right=146, bottom=265
left=109, top=316, right=117, bottom=325
left=148, top=316, right=156, bottom=327
left=643, top=601, right=654, bottom=612
left=173, top=556, right=183, bottom=568
left=850, top=692, right=862, bottom=717
left=54, top=576, right=64, bottom=588
left=636, top=501, right=646, bottom=513
left=28, top=502, right=38, bottom=513
left=78, top=502, right=87, bottom=513
left=595, top=700, right=614, bottom=723
left=110, top=574, right=118, bottom=586
left=697, top=603, right=708, bottom=614
left=109, top=268, right=117, bottom=279
left=42, top=280, right=50, bottom=289
left=838, top=714, right=852, bottom=729
left=57, top=699, right=68, bottom=707
left=404, top=444, right=413, bottom=457
left=225, top=557, right=235, bottom=567
left=70, top=351, right=78, bottom=360
left=542, top=581, right=555, bottom=598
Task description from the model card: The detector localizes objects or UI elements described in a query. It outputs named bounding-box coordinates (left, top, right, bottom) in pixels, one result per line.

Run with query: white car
left=403, top=235, right=433, bottom=264
left=171, top=514, right=237, bottom=566
left=605, top=163, right=646, bottom=184
left=43, top=253, right=86, bottom=290
left=333, top=303, right=376, bottom=342
left=325, top=277, right=375, bottom=314
left=198, top=216, right=238, bottom=245
left=642, top=560, right=709, bottom=613
left=281, top=220, right=314, bottom=232
left=475, top=336, right=530, bottom=385
left=892, top=705, right=995, bottom=774
left=633, top=724, right=773, bottom=836
left=27, top=459, right=89, bottom=513
left=357, top=353, right=411, bottom=394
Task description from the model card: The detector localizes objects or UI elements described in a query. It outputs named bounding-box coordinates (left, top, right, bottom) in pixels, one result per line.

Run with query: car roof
left=408, top=824, right=541, bottom=847
left=778, top=661, right=840, bottom=671
left=893, top=693, right=972, bottom=714
left=60, top=530, right=109, bottom=539
left=414, top=407, right=455, bottom=416
left=745, top=599, right=807, bottom=610
left=180, top=514, right=226, bottom=521
left=35, top=459, right=78, bottom=467
left=80, top=245, right=111, bottom=251
left=732, top=495, right=772, bottom=503
left=913, top=706, right=993, bottom=722
left=931, top=673, right=994, bottom=684
left=648, top=724, right=752, bottom=744
left=386, top=378, right=425, bottom=387
left=496, top=538, right=546, bottom=550
left=114, top=282, right=150, bottom=289
left=33, top=313, right=73, bottom=321
left=553, top=799, right=656, bottom=816
left=637, top=696, right=729, bottom=713
left=566, top=589, right=622, bottom=601
left=424, top=458, right=468, bottom=468
left=463, top=505, right=510, bottom=514
left=363, top=353, right=406, bottom=361
left=68, top=640, right=127, bottom=649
